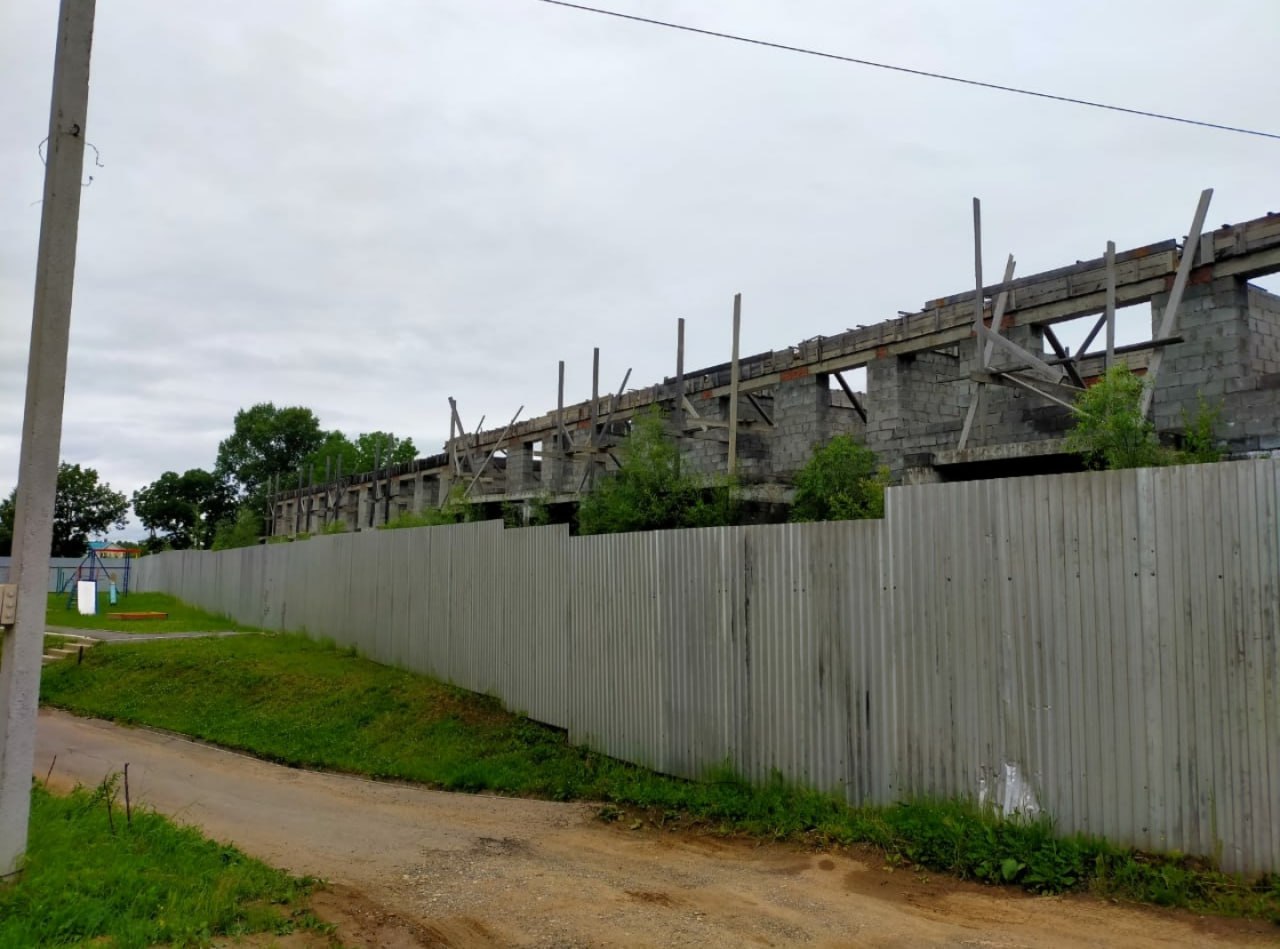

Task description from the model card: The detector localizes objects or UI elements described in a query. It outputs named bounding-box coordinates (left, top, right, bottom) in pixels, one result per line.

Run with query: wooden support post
left=960, top=251, right=1015, bottom=450
left=590, top=347, right=600, bottom=434
left=981, top=254, right=1017, bottom=367
left=728, top=293, right=742, bottom=476
left=464, top=406, right=524, bottom=499
left=470, top=417, right=484, bottom=472
left=1042, top=326, right=1087, bottom=389
left=681, top=396, right=709, bottom=432
left=745, top=392, right=774, bottom=426
left=1104, top=240, right=1117, bottom=369
left=368, top=450, right=376, bottom=530
left=554, top=360, right=568, bottom=488
left=971, top=198, right=984, bottom=340
left=674, top=318, right=686, bottom=435
left=594, top=369, right=633, bottom=445
left=334, top=456, right=343, bottom=523
left=979, top=325, right=1065, bottom=384
left=990, top=371, right=1084, bottom=414
left=556, top=360, right=567, bottom=442
left=322, top=458, right=331, bottom=526
left=1074, top=312, right=1108, bottom=357
left=448, top=397, right=462, bottom=475
left=831, top=371, right=866, bottom=423
left=1140, top=188, right=1214, bottom=417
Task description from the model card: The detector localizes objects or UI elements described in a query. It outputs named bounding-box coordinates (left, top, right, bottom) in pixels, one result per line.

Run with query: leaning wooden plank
left=831, top=370, right=867, bottom=423
left=674, top=318, right=686, bottom=437
left=745, top=392, right=774, bottom=426
left=1042, top=325, right=1087, bottom=389
left=988, top=370, right=1082, bottom=414
left=594, top=368, right=633, bottom=445
left=1104, top=240, right=1117, bottom=368
left=1140, top=188, right=1213, bottom=417
left=982, top=254, right=1018, bottom=367
left=972, top=198, right=985, bottom=340
left=728, top=293, right=742, bottom=475
left=463, top=406, right=524, bottom=499
left=979, top=324, right=1065, bottom=384
left=957, top=383, right=984, bottom=451
left=681, top=396, right=709, bottom=432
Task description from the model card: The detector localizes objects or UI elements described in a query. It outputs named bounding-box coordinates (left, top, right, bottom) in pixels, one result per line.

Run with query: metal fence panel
left=133, top=460, right=1280, bottom=873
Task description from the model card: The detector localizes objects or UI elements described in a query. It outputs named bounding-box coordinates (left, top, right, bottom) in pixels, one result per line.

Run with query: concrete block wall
left=827, top=392, right=867, bottom=441
left=1152, top=277, right=1253, bottom=433
left=957, top=325, right=1073, bottom=448
left=1217, top=385, right=1280, bottom=452
left=678, top=393, right=730, bottom=478
left=865, top=349, right=969, bottom=476
left=769, top=372, right=829, bottom=477
left=506, top=442, right=538, bottom=493
left=1247, top=284, right=1280, bottom=378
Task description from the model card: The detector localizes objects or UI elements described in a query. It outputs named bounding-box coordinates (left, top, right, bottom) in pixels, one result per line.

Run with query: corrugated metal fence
left=134, top=461, right=1280, bottom=872
left=0, top=556, right=126, bottom=593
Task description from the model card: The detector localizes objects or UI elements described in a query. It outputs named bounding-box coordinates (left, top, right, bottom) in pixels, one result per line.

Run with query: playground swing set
left=55, top=549, right=167, bottom=621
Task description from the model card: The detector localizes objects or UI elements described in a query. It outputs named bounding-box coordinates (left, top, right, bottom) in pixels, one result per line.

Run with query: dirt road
left=35, top=709, right=1274, bottom=948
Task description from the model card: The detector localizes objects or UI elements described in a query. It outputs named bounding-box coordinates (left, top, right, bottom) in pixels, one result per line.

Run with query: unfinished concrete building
left=273, top=195, right=1280, bottom=535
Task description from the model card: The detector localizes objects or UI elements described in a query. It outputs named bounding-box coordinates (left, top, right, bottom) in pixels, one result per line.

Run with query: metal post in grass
left=0, top=0, right=96, bottom=878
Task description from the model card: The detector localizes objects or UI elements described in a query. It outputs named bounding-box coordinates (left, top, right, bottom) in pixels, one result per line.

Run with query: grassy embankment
left=0, top=781, right=326, bottom=948
left=44, top=591, right=254, bottom=635
left=41, top=630, right=1280, bottom=923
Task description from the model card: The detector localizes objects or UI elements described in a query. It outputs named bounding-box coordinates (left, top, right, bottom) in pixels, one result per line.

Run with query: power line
left=532, top=0, right=1280, bottom=142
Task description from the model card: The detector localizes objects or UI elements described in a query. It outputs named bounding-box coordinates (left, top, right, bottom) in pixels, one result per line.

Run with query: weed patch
left=0, top=781, right=322, bottom=948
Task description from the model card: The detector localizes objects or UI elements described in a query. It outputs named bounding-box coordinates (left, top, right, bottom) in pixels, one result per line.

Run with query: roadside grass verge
left=45, top=592, right=255, bottom=634
left=0, top=780, right=326, bottom=948
left=41, top=633, right=1280, bottom=924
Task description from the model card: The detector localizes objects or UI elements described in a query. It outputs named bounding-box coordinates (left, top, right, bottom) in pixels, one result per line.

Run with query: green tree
left=1178, top=397, right=1224, bottom=464
left=790, top=436, right=888, bottom=522
left=0, top=492, right=12, bottom=557
left=301, top=430, right=417, bottom=481
left=211, top=507, right=264, bottom=550
left=214, top=404, right=326, bottom=509
left=132, top=468, right=235, bottom=551
left=1065, top=366, right=1166, bottom=470
left=0, top=463, right=129, bottom=557
left=577, top=407, right=736, bottom=535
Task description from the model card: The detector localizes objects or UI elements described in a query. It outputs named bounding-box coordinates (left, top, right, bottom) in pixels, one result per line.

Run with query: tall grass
left=40, top=633, right=1280, bottom=923
left=0, top=780, right=321, bottom=948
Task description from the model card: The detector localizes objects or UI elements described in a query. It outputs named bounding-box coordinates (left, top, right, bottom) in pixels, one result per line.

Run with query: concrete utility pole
left=0, top=0, right=96, bottom=878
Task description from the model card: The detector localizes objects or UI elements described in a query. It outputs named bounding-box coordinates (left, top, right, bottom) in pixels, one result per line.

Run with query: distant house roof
left=88, top=541, right=131, bottom=558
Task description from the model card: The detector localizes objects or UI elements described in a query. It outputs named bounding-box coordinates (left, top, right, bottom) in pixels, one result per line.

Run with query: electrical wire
left=532, top=0, right=1280, bottom=142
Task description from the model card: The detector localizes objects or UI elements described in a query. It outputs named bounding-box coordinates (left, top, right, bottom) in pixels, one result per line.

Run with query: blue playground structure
left=58, top=548, right=131, bottom=610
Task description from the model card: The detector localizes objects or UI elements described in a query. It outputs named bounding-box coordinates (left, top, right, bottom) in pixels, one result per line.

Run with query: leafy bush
left=501, top=493, right=554, bottom=529
left=577, top=407, right=737, bottom=535
left=790, top=436, right=888, bottom=522
left=1066, top=366, right=1166, bottom=469
left=381, top=487, right=480, bottom=530
left=321, top=519, right=347, bottom=535
left=1067, top=367, right=1226, bottom=470
left=210, top=507, right=262, bottom=550
left=1178, top=397, right=1224, bottom=464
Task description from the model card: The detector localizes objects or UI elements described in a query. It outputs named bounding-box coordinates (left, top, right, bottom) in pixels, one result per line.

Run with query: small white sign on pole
left=76, top=581, right=96, bottom=615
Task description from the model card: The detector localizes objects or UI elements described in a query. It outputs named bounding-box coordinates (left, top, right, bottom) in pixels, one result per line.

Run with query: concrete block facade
left=1152, top=279, right=1280, bottom=442
left=865, top=348, right=969, bottom=477
left=272, top=209, right=1280, bottom=532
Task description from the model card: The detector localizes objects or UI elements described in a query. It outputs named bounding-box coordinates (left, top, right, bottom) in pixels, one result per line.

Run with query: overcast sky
left=2, top=0, right=1278, bottom=536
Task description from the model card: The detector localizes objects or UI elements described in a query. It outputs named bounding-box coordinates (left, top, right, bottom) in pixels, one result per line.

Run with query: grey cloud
left=3, top=0, right=1278, bottom=535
